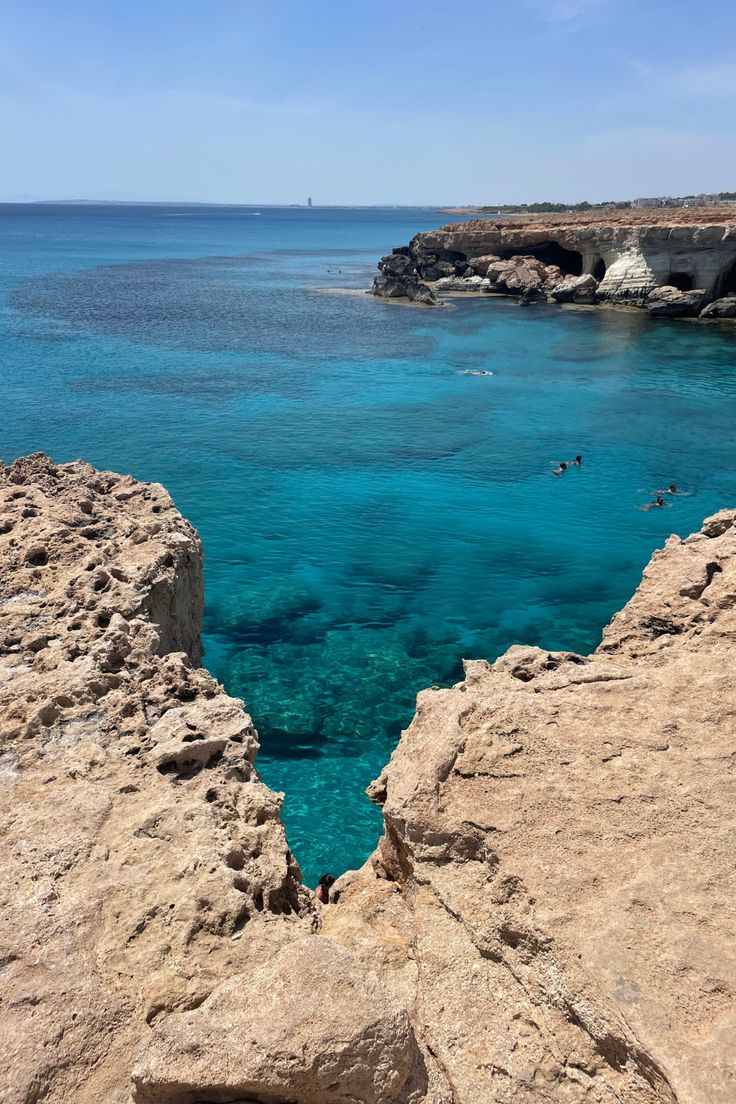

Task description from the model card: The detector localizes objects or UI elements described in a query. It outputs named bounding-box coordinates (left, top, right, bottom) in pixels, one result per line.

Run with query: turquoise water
left=3, top=204, right=736, bottom=885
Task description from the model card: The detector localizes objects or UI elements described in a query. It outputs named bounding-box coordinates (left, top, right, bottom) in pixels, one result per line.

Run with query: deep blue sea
left=3, top=203, right=736, bottom=884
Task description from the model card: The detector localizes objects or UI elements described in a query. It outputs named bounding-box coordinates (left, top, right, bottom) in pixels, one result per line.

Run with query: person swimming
left=571, top=455, right=583, bottom=466
left=315, top=873, right=335, bottom=904
left=642, top=494, right=666, bottom=511
left=552, top=461, right=568, bottom=476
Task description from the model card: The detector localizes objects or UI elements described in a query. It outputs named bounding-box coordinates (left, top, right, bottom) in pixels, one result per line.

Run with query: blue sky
left=1, top=0, right=735, bottom=204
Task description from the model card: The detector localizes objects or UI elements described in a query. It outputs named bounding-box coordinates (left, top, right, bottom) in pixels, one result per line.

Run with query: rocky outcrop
left=373, top=208, right=736, bottom=316
left=132, top=937, right=425, bottom=1104
left=647, top=285, right=709, bottom=317
left=550, top=272, right=599, bottom=303
left=371, top=252, right=440, bottom=305
left=700, top=295, right=736, bottom=318
left=0, top=454, right=310, bottom=1104
left=3, top=454, right=735, bottom=1104
left=322, top=508, right=736, bottom=1104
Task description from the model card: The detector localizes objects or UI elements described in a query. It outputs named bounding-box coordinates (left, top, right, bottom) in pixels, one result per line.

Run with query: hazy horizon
left=2, top=0, right=735, bottom=205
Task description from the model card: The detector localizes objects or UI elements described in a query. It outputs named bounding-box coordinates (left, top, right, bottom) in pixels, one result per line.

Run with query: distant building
left=307, top=197, right=313, bottom=208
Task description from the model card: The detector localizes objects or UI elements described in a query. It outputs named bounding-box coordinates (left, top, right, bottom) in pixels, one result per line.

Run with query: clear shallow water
left=3, top=203, right=736, bottom=885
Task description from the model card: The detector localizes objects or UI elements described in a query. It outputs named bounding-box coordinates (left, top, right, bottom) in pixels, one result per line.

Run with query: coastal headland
left=371, top=206, right=736, bottom=318
left=2, top=452, right=734, bottom=1103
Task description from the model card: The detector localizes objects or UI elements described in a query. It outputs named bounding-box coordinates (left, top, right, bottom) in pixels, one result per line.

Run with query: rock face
left=374, top=208, right=736, bottom=311
left=0, top=454, right=309, bottom=1104
left=371, top=252, right=440, bottom=305
left=647, top=285, right=709, bottom=317
left=700, top=295, right=736, bottom=318
left=3, top=453, right=735, bottom=1104
left=132, top=937, right=424, bottom=1104
left=323, top=508, right=736, bottom=1104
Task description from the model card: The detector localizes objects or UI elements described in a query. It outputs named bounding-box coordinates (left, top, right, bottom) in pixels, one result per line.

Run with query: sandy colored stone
left=0, top=454, right=310, bottom=1104
left=132, top=936, right=424, bottom=1104
left=324, top=509, right=736, bottom=1104
left=2, top=453, right=735, bottom=1104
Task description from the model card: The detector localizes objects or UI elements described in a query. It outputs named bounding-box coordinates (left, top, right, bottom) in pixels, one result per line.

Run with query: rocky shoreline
left=370, top=208, right=736, bottom=321
left=2, top=453, right=734, bottom=1103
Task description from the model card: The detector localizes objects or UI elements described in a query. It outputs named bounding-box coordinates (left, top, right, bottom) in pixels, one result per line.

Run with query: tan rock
left=0, top=454, right=310, bottom=1104
left=324, top=509, right=736, bottom=1104
left=132, top=936, right=424, bottom=1104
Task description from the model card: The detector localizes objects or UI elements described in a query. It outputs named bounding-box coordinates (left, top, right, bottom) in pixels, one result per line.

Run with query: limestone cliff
left=2, top=454, right=734, bottom=1104
left=373, top=207, right=736, bottom=309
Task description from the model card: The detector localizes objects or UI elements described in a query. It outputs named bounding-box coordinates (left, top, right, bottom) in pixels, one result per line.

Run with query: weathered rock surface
left=371, top=253, right=440, bottom=305
left=132, top=937, right=425, bottom=1104
left=700, top=295, right=736, bottom=318
left=373, top=208, right=736, bottom=310
left=0, top=454, right=310, bottom=1104
left=3, top=454, right=735, bottom=1104
left=647, top=285, right=710, bottom=317
left=550, top=272, right=599, bottom=303
left=323, top=509, right=736, bottom=1104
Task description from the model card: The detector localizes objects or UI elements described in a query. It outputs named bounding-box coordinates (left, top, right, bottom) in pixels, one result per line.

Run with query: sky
left=1, top=0, right=735, bottom=205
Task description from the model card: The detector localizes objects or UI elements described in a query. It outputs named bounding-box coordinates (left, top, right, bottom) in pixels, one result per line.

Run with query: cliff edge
left=2, top=454, right=734, bottom=1104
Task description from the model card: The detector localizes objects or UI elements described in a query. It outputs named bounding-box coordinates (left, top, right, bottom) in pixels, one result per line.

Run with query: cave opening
left=592, top=257, right=606, bottom=281
left=667, top=272, right=693, bottom=292
left=501, top=241, right=583, bottom=276
left=718, top=259, right=736, bottom=297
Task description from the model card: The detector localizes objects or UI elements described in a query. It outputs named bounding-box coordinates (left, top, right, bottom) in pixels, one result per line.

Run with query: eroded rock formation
left=0, top=454, right=309, bottom=1104
left=2, top=453, right=734, bottom=1104
left=372, top=207, right=736, bottom=316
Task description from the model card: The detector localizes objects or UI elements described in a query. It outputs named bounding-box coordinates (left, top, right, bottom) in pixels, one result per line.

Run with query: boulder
left=405, top=280, right=439, bottom=306
left=700, top=295, right=736, bottom=318
left=416, top=259, right=455, bottom=281
left=485, top=255, right=548, bottom=295
left=550, top=273, right=599, bottom=304
left=378, top=252, right=416, bottom=280
left=647, top=285, right=709, bottom=317
left=518, top=286, right=547, bottom=305
left=371, top=275, right=407, bottom=299
left=131, top=937, right=421, bottom=1104
left=465, top=253, right=501, bottom=276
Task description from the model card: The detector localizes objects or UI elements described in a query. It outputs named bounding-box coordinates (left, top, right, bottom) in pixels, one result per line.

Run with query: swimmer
left=570, top=455, right=583, bottom=466
left=642, top=495, right=666, bottom=511
left=656, top=483, right=678, bottom=496
left=552, top=461, right=568, bottom=476
left=315, top=873, right=335, bottom=905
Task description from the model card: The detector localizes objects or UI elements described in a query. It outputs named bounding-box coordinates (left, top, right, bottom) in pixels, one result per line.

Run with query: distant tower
left=307, top=197, right=313, bottom=208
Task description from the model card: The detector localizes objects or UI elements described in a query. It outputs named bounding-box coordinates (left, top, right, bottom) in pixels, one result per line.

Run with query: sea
left=3, top=203, right=736, bottom=885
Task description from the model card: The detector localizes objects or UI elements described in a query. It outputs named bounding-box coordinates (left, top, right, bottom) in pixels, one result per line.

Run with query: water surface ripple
left=3, top=203, right=736, bottom=883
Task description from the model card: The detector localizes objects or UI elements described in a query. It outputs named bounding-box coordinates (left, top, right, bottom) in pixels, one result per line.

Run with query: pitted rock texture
left=0, top=454, right=309, bottom=1104
left=3, top=454, right=735, bottom=1104
left=323, top=509, right=736, bottom=1104
left=132, top=937, right=426, bottom=1104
